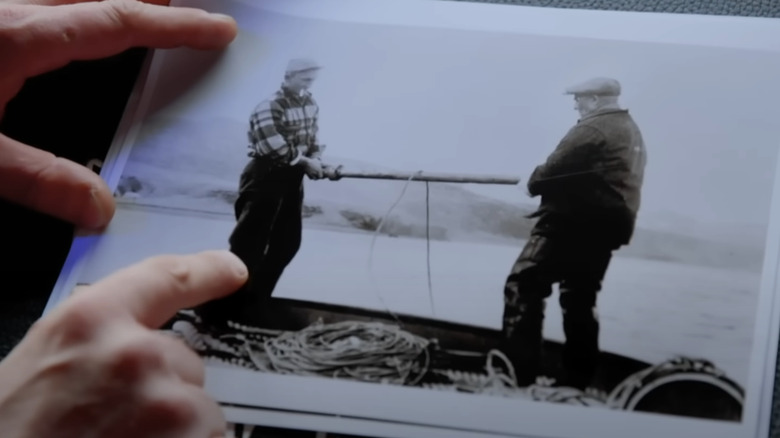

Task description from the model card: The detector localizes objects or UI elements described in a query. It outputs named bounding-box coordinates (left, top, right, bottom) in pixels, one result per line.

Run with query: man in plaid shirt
left=195, top=58, right=339, bottom=330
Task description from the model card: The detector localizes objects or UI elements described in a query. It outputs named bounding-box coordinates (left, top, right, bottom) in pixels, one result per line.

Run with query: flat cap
left=286, top=58, right=322, bottom=74
left=564, top=77, right=621, bottom=96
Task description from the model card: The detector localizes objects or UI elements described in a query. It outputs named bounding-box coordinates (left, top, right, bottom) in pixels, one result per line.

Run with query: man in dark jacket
left=501, top=77, right=647, bottom=390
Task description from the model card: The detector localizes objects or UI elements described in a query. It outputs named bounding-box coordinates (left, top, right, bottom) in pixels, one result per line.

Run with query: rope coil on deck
left=426, top=349, right=609, bottom=406
left=170, top=312, right=742, bottom=416
left=171, top=312, right=604, bottom=405
left=251, top=320, right=432, bottom=386
left=172, top=313, right=431, bottom=386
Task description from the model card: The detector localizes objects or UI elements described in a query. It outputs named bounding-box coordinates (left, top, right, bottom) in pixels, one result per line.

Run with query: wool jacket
left=527, top=108, right=647, bottom=245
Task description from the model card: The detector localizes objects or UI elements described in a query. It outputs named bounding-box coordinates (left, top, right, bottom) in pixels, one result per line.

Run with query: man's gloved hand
left=0, top=0, right=238, bottom=232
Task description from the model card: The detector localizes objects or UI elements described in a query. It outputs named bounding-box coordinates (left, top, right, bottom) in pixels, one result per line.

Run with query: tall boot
left=559, top=288, right=600, bottom=390
left=501, top=300, right=546, bottom=387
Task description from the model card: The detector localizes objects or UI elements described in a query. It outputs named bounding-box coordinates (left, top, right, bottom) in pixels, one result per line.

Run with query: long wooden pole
left=332, top=169, right=521, bottom=185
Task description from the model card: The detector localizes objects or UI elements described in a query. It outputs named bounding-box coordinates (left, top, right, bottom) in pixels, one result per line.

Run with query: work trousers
left=195, top=158, right=306, bottom=328
left=501, top=213, right=616, bottom=390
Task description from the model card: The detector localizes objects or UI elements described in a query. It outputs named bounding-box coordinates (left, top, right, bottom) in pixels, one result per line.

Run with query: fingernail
left=84, top=188, right=107, bottom=230
left=210, top=12, right=236, bottom=23
left=216, top=250, right=248, bottom=278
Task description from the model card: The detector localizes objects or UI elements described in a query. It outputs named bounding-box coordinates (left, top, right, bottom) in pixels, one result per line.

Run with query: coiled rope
left=424, top=349, right=608, bottom=407
left=173, top=312, right=432, bottom=386
left=170, top=311, right=605, bottom=406
left=367, top=172, right=436, bottom=323
left=251, top=320, right=431, bottom=386
left=172, top=312, right=742, bottom=412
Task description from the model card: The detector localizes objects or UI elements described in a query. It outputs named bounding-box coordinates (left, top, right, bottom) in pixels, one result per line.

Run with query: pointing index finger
left=74, top=250, right=248, bottom=328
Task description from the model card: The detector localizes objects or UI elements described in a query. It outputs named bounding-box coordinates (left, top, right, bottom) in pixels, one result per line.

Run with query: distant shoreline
left=113, top=199, right=765, bottom=274
left=119, top=115, right=768, bottom=276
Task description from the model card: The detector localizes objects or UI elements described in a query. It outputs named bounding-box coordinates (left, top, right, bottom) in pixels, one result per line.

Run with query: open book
left=44, top=0, right=780, bottom=437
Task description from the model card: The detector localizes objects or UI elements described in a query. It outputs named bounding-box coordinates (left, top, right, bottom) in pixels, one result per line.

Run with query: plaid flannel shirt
left=247, top=85, right=322, bottom=165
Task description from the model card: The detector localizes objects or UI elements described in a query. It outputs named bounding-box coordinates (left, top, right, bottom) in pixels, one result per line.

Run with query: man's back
left=531, top=108, right=648, bottom=247
left=578, top=108, right=647, bottom=219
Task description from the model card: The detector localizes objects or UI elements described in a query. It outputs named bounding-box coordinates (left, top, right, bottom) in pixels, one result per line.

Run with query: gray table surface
left=454, top=0, right=780, bottom=436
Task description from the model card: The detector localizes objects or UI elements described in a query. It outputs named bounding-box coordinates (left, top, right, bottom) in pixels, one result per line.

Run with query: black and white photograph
left=45, top=0, right=780, bottom=437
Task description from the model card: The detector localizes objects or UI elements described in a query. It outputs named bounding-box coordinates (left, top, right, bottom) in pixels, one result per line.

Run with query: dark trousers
left=501, top=213, right=616, bottom=390
left=195, top=158, right=305, bottom=328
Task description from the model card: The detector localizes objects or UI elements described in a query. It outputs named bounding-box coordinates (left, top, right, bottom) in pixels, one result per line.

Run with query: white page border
left=222, top=405, right=528, bottom=438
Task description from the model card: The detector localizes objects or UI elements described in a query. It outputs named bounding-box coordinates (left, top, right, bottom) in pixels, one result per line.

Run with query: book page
left=44, top=1, right=780, bottom=437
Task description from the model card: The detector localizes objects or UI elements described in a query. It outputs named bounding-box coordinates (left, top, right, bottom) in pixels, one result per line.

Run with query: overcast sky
left=143, top=1, right=780, bottom=237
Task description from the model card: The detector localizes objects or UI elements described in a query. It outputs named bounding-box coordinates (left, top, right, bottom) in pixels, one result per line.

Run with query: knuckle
left=0, top=6, right=35, bottom=85
left=42, top=299, right=105, bottom=346
left=142, top=391, right=199, bottom=429
left=12, top=153, right=66, bottom=213
left=0, top=6, right=28, bottom=45
left=149, top=255, right=194, bottom=294
left=36, top=157, right=95, bottom=203
left=105, top=335, right=165, bottom=381
left=104, top=0, right=142, bottom=29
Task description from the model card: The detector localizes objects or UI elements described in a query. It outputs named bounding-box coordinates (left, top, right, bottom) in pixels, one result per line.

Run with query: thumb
left=70, top=250, right=248, bottom=329
left=0, top=133, right=115, bottom=229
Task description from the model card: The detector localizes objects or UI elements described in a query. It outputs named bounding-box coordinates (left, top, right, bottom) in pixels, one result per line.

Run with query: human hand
left=322, top=164, right=342, bottom=181
left=0, top=250, right=248, bottom=438
left=303, top=157, right=324, bottom=180
left=0, top=0, right=238, bottom=231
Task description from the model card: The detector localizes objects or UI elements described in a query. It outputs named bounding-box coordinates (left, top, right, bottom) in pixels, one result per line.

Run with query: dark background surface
left=1, top=0, right=778, bottom=436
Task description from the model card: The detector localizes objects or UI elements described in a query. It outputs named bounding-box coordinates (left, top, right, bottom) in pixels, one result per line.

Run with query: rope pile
left=171, top=312, right=604, bottom=406
left=171, top=312, right=744, bottom=416
left=171, top=312, right=432, bottom=387
left=424, top=349, right=608, bottom=407
left=246, top=320, right=432, bottom=386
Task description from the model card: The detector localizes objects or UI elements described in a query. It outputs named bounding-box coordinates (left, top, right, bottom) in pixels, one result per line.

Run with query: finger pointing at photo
left=0, top=250, right=247, bottom=438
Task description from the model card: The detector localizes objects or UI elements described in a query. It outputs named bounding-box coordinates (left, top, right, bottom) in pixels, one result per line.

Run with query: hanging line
left=367, top=171, right=436, bottom=324
left=425, top=180, right=434, bottom=316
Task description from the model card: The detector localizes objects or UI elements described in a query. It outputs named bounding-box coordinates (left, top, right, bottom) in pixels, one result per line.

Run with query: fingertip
left=204, top=250, right=248, bottom=281
left=210, top=13, right=237, bottom=27
left=82, top=182, right=116, bottom=230
left=206, top=13, right=239, bottom=48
